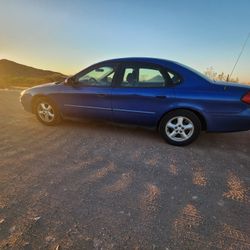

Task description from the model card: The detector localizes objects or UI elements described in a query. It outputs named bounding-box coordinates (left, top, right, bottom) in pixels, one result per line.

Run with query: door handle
left=155, top=95, right=166, bottom=99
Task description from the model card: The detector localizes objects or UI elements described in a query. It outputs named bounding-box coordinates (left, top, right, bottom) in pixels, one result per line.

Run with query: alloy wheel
left=165, top=116, right=194, bottom=142
left=37, top=102, right=55, bottom=123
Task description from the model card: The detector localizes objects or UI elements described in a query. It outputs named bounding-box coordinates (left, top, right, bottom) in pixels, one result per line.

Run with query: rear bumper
left=206, top=108, right=250, bottom=132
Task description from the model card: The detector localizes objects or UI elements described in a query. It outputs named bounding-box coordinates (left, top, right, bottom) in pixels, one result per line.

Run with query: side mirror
left=65, top=76, right=76, bottom=86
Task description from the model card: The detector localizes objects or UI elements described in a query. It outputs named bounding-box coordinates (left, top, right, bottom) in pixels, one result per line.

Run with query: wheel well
left=31, top=95, right=48, bottom=113
left=157, top=108, right=207, bottom=131
left=31, top=94, right=61, bottom=117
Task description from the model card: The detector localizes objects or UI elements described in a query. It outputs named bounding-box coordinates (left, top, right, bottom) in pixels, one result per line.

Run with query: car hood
left=32, top=82, right=58, bottom=89
left=22, top=81, right=63, bottom=95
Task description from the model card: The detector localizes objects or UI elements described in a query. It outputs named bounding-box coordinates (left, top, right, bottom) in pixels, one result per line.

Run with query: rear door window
left=120, top=66, right=165, bottom=87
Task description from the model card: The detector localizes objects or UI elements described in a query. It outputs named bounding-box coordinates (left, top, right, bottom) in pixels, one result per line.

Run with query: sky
left=0, top=0, right=249, bottom=82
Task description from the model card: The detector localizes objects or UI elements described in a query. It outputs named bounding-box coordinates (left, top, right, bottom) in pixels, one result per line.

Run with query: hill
left=0, top=59, right=66, bottom=88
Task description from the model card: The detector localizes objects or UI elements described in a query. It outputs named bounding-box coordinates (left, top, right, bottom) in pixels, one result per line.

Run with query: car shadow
left=59, top=119, right=164, bottom=144
left=58, top=119, right=250, bottom=150
left=194, top=131, right=250, bottom=151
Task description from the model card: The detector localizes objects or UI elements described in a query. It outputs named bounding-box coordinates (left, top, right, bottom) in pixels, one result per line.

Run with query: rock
left=192, top=195, right=198, bottom=200
left=217, top=200, right=224, bottom=206
left=22, top=241, right=30, bottom=247
left=9, top=226, right=16, bottom=233
left=93, top=238, right=102, bottom=248
left=34, top=216, right=41, bottom=222
left=45, top=236, right=55, bottom=242
left=0, top=218, right=5, bottom=224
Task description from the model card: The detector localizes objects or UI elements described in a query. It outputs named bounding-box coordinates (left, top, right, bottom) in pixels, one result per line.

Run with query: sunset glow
left=0, top=0, right=249, bottom=82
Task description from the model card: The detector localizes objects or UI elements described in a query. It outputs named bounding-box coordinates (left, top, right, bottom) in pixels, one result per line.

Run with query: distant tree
left=217, top=72, right=226, bottom=81
left=204, top=67, right=239, bottom=82
left=204, top=67, right=217, bottom=80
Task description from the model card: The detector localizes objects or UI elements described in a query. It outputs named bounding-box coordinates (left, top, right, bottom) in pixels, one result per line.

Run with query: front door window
left=77, top=66, right=116, bottom=87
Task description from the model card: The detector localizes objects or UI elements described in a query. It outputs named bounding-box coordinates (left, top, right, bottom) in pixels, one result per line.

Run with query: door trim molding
left=64, top=104, right=155, bottom=115
left=64, top=104, right=111, bottom=111
left=113, top=108, right=155, bottom=115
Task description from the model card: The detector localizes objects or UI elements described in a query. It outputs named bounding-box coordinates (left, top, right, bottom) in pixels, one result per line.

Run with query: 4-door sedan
left=20, top=57, right=250, bottom=146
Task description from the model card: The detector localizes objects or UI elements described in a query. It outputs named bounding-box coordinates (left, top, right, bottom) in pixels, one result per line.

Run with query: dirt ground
left=0, top=90, right=249, bottom=250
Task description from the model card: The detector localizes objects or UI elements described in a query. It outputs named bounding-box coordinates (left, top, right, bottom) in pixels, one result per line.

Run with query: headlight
left=20, top=90, right=26, bottom=96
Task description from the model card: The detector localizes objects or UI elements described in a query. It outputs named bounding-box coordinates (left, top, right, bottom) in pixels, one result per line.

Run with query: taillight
left=241, top=91, right=250, bottom=104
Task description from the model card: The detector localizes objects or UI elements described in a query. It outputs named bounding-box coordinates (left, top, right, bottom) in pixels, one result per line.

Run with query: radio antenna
left=229, top=32, right=250, bottom=80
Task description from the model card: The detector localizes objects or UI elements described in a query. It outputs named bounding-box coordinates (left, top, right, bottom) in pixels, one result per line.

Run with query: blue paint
left=20, top=58, right=250, bottom=132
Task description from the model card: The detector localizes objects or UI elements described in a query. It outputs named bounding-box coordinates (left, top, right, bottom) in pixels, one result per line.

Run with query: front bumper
left=20, top=92, right=33, bottom=113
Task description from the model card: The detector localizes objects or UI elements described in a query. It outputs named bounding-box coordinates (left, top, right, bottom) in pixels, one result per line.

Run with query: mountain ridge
left=0, top=59, right=66, bottom=88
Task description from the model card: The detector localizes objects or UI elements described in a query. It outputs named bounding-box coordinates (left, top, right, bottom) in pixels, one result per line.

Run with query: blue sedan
left=20, top=57, right=250, bottom=146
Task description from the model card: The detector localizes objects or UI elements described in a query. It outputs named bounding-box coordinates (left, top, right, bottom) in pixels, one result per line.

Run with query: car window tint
left=121, top=67, right=165, bottom=87
left=121, top=68, right=137, bottom=87
left=167, top=71, right=181, bottom=85
left=107, top=72, right=115, bottom=84
left=139, top=68, right=165, bottom=87
left=77, top=66, right=115, bottom=87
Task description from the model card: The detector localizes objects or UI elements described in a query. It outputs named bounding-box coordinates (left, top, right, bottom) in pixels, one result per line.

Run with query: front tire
left=159, top=110, right=201, bottom=146
left=34, top=97, right=61, bottom=126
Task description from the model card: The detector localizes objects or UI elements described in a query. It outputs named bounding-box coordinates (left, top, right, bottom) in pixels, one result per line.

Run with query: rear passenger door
left=111, top=62, right=177, bottom=126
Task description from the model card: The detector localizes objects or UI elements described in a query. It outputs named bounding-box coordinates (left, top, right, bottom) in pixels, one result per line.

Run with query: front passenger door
left=62, top=64, right=117, bottom=120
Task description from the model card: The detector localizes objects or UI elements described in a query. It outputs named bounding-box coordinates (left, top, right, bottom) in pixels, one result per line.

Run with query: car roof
left=99, top=57, right=175, bottom=66
left=96, top=57, right=203, bottom=77
left=78, top=57, right=211, bottom=83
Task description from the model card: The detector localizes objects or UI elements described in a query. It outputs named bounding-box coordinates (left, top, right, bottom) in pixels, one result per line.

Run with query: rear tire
left=34, top=97, right=61, bottom=126
left=159, top=109, right=201, bottom=146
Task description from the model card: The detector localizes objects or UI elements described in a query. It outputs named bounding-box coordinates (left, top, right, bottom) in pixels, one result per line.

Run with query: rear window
left=167, top=71, right=181, bottom=85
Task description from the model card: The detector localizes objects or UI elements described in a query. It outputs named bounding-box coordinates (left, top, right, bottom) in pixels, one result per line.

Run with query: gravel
left=0, top=90, right=249, bottom=249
